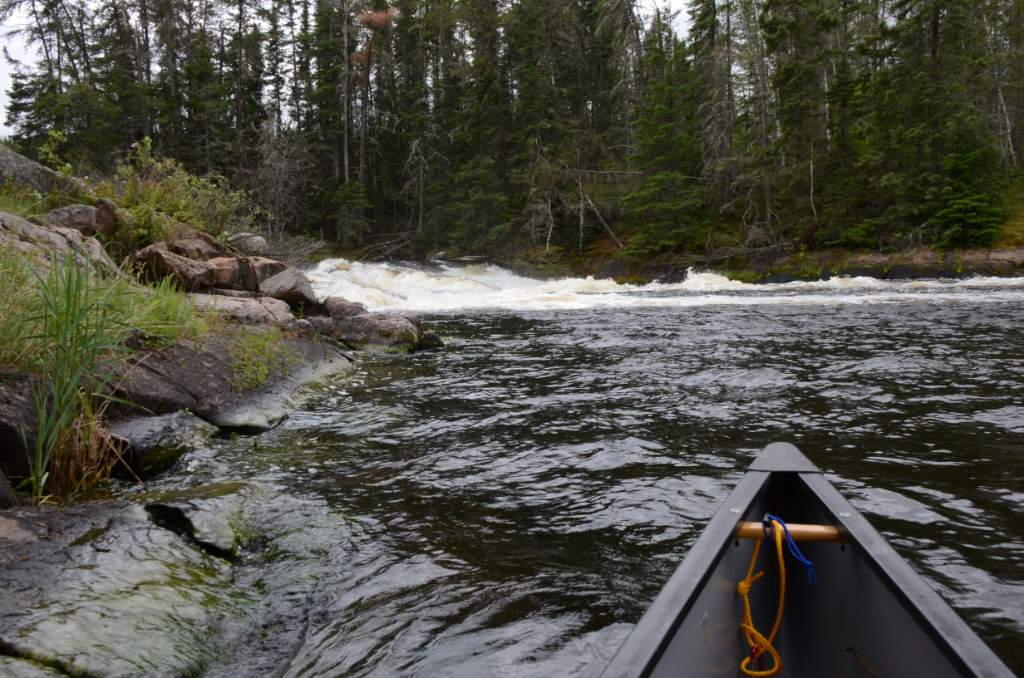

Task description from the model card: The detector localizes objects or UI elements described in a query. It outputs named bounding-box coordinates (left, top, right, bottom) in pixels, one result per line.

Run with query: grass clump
left=25, top=256, right=128, bottom=500
left=0, top=250, right=208, bottom=500
left=0, top=183, right=48, bottom=218
left=230, top=328, right=292, bottom=391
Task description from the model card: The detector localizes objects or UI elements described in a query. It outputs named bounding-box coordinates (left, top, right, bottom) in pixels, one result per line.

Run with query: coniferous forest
left=2, top=0, right=1022, bottom=259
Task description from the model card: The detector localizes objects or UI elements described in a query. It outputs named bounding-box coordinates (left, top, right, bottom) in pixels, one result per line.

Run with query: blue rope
left=764, top=514, right=818, bottom=584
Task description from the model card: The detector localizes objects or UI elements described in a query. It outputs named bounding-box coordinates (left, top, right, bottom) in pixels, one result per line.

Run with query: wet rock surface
left=113, top=331, right=346, bottom=426
left=0, top=481, right=349, bottom=678
left=327, top=312, right=423, bottom=352
left=110, top=412, right=219, bottom=478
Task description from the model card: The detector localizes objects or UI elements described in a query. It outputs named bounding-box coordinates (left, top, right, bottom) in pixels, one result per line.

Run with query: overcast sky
left=0, top=1, right=690, bottom=138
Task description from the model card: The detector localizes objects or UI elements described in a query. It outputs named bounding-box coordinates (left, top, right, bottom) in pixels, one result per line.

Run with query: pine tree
left=623, top=10, right=703, bottom=255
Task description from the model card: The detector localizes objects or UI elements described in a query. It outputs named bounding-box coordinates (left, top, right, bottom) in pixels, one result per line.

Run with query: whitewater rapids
left=306, top=258, right=1024, bottom=313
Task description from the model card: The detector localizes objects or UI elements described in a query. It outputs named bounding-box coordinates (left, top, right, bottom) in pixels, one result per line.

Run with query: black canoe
left=600, top=443, right=1014, bottom=678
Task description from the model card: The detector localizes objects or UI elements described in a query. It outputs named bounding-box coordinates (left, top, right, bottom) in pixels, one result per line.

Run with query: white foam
left=306, top=258, right=1024, bottom=313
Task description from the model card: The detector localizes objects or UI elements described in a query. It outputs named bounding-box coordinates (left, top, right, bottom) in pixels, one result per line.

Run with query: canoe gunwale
left=598, top=443, right=1014, bottom=678
left=598, top=468, right=772, bottom=677
left=801, top=472, right=1013, bottom=678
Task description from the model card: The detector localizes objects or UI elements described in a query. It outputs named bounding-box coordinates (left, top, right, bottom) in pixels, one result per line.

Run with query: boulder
left=207, top=257, right=244, bottom=289
left=135, top=242, right=214, bottom=291
left=0, top=211, right=117, bottom=274
left=328, top=313, right=422, bottom=353
left=0, top=143, right=85, bottom=195
left=228, top=232, right=268, bottom=255
left=323, top=296, right=367, bottom=320
left=188, top=294, right=296, bottom=326
left=307, top=315, right=335, bottom=336
left=0, top=372, right=36, bottom=481
left=206, top=256, right=288, bottom=292
left=168, top=235, right=223, bottom=261
left=110, top=412, right=219, bottom=479
left=95, top=198, right=117, bottom=238
left=112, top=331, right=347, bottom=429
left=44, top=204, right=98, bottom=235
left=247, top=257, right=289, bottom=287
left=258, top=267, right=318, bottom=311
left=417, top=331, right=444, bottom=351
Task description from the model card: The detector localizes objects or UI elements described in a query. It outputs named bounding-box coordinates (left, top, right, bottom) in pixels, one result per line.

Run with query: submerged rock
left=0, top=501, right=235, bottom=677
left=0, top=482, right=350, bottom=678
left=109, top=412, right=219, bottom=478
left=0, top=656, right=65, bottom=677
left=417, top=331, right=445, bottom=351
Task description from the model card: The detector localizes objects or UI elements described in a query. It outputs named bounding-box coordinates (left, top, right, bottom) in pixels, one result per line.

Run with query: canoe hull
left=600, top=443, right=1013, bottom=678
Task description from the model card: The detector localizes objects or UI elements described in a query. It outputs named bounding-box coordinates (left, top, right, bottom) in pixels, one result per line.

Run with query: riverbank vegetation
left=2, top=0, right=1022, bottom=262
left=0, top=250, right=207, bottom=500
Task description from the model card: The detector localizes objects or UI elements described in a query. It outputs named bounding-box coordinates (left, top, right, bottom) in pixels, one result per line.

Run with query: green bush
left=93, top=138, right=256, bottom=250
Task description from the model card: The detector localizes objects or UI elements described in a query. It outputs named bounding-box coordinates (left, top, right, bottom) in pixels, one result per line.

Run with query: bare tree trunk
left=585, top=195, right=624, bottom=249
left=342, top=0, right=350, bottom=184
left=577, top=174, right=585, bottom=255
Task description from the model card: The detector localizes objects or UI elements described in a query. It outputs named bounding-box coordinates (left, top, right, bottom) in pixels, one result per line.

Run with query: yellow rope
left=737, top=520, right=786, bottom=677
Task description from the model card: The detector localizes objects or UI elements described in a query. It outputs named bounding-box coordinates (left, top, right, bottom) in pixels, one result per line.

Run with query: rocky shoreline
left=0, top=144, right=441, bottom=507
left=0, top=146, right=453, bottom=675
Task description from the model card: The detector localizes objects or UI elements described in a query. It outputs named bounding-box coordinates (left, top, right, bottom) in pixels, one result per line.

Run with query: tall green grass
left=0, top=250, right=208, bottom=500
left=26, top=258, right=124, bottom=499
left=0, top=183, right=47, bottom=218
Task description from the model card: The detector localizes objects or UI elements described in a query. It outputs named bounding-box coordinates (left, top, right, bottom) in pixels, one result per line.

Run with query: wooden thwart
left=735, top=521, right=845, bottom=544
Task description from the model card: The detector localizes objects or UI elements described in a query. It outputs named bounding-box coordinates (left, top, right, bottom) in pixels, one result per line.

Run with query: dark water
left=154, top=293, right=1024, bottom=676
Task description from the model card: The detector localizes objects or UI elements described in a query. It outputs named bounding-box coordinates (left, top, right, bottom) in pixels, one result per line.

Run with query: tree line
left=2, top=0, right=1022, bottom=258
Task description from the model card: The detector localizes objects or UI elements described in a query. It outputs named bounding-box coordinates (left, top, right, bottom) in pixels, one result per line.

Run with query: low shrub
left=230, top=327, right=289, bottom=391
left=93, top=138, right=256, bottom=251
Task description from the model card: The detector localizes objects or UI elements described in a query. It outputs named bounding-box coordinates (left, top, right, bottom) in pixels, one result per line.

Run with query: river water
left=159, top=263, right=1024, bottom=675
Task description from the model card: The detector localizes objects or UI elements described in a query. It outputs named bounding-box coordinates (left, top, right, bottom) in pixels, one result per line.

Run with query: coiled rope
left=736, top=516, right=818, bottom=677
